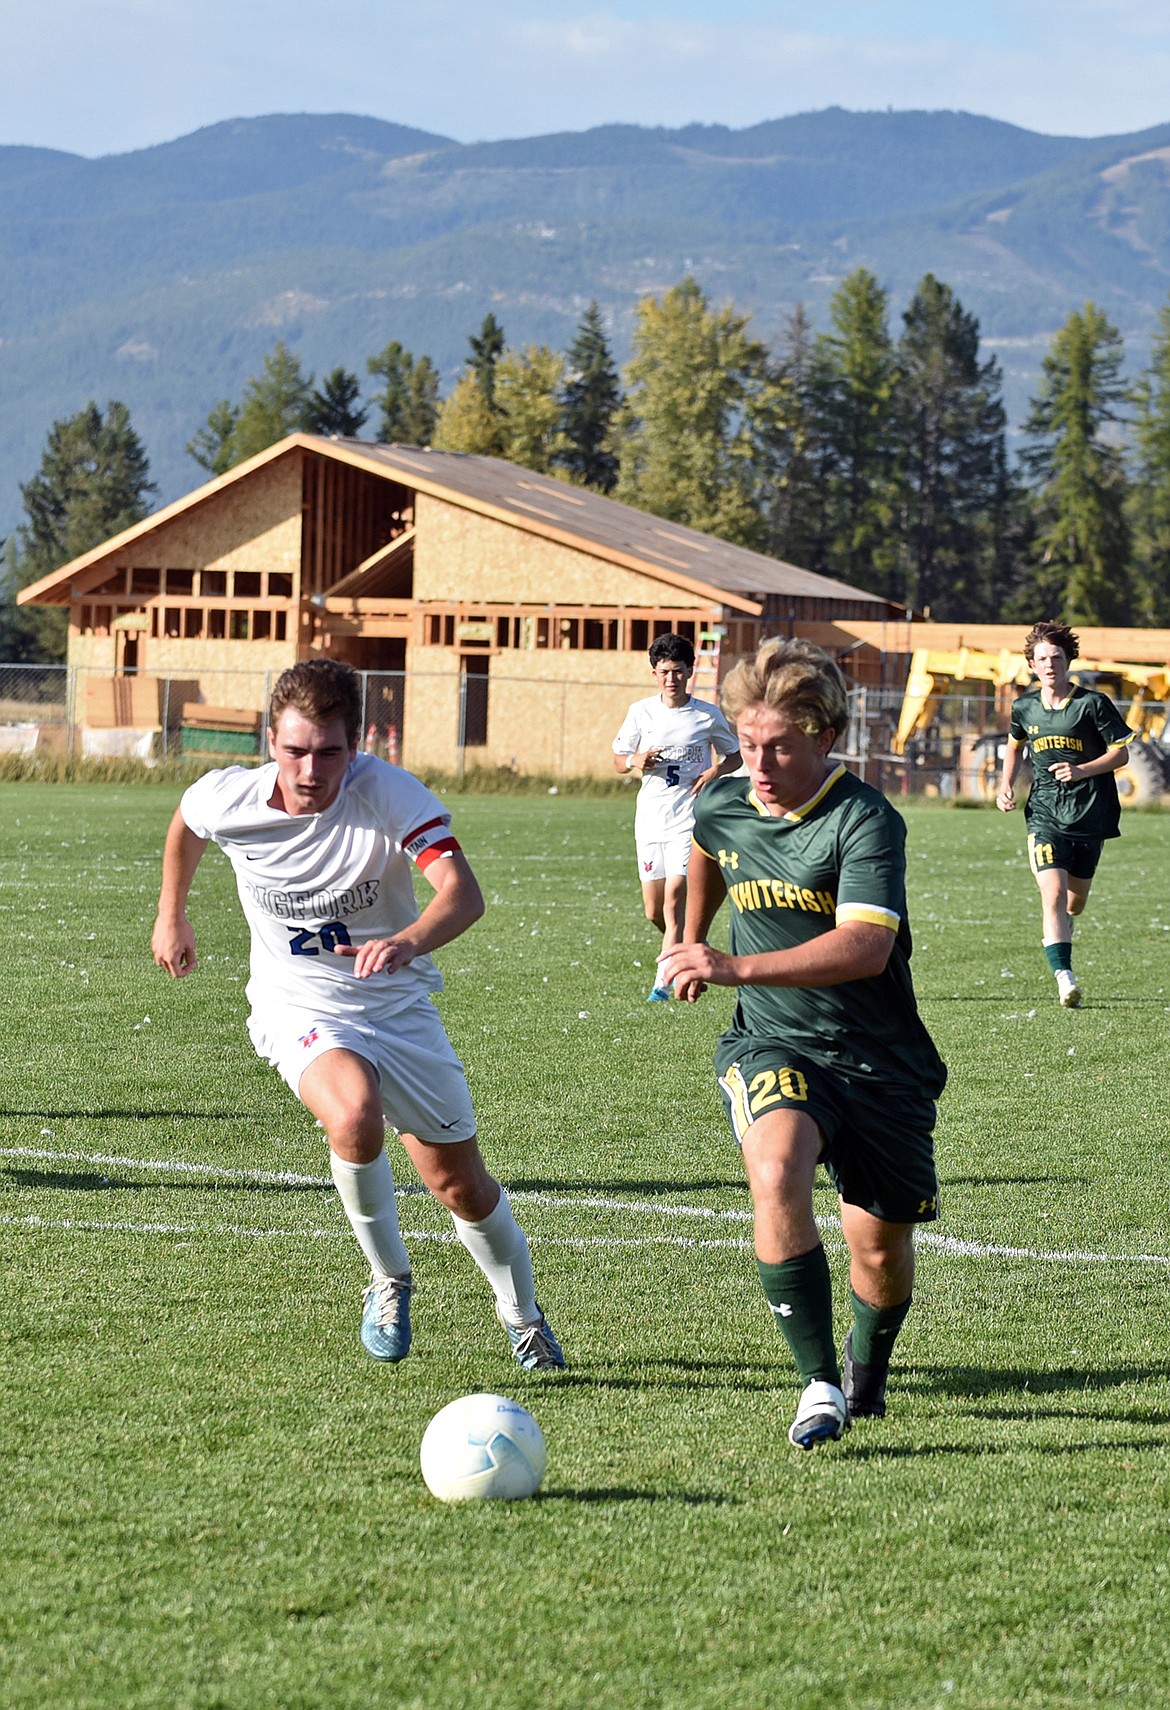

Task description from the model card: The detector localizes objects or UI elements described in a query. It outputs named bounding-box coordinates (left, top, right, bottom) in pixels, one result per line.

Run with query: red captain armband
left=403, top=815, right=461, bottom=871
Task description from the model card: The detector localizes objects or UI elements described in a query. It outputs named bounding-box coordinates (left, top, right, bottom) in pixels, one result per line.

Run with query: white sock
left=330, top=1151, right=411, bottom=1280
left=451, top=1190, right=539, bottom=1327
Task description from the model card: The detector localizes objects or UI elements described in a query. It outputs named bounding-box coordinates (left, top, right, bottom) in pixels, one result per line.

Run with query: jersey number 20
left=287, top=921, right=353, bottom=956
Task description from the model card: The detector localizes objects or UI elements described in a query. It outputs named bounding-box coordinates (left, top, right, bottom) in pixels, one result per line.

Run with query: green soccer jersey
left=1008, top=684, right=1133, bottom=840
left=693, top=765, right=946, bottom=1096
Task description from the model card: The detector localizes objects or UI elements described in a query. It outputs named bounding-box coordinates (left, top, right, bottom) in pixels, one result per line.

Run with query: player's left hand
left=1051, top=761, right=1080, bottom=783
left=336, top=937, right=417, bottom=978
left=657, top=941, right=738, bottom=1002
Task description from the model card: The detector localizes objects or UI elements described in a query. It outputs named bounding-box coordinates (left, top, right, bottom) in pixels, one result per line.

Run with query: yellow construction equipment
left=892, top=646, right=1170, bottom=805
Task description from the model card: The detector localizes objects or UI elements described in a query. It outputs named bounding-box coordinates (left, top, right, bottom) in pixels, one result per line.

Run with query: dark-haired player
left=996, top=621, right=1132, bottom=1008
left=661, top=639, right=945, bottom=1449
left=612, top=633, right=740, bottom=1001
left=152, top=658, right=564, bottom=1371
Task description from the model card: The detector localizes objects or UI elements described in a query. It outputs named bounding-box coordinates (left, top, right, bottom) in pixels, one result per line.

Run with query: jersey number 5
left=287, top=920, right=353, bottom=956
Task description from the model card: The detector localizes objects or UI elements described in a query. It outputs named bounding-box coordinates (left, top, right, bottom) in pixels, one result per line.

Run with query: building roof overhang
left=18, top=434, right=897, bottom=620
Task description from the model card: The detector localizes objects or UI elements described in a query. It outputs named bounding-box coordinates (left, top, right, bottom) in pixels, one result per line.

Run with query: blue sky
left=7, top=0, right=1170, bottom=156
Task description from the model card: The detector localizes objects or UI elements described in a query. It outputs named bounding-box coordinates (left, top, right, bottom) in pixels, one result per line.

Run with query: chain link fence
left=0, top=661, right=1165, bottom=799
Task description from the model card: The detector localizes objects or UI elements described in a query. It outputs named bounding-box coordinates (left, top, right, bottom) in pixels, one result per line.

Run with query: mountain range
left=2, top=107, right=1170, bottom=537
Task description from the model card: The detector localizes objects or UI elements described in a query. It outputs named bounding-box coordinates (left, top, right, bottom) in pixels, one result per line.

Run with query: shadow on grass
left=3, top=1167, right=332, bottom=1195
left=508, top=1177, right=745, bottom=1196
left=537, top=1487, right=736, bottom=1505
left=0, top=1108, right=259, bottom=1121
left=909, top=1360, right=1170, bottom=1399
left=846, top=1434, right=1170, bottom=1461
left=541, top=1360, right=779, bottom=1396
left=941, top=1174, right=1089, bottom=1189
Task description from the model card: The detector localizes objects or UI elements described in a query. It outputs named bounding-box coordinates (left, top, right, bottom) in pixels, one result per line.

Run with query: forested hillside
left=2, top=107, right=1169, bottom=531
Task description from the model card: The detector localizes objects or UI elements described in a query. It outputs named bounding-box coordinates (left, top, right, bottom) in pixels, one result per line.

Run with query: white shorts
left=247, top=996, right=477, bottom=1145
left=635, top=829, right=694, bottom=882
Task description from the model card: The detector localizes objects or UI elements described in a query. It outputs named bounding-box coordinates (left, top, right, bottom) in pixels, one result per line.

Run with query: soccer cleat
left=497, top=1305, right=566, bottom=1371
left=647, top=983, right=672, bottom=1002
left=787, top=1379, right=850, bottom=1449
left=842, top=1328, right=888, bottom=1420
left=1056, top=970, right=1083, bottom=1009
left=360, top=1272, right=414, bottom=1362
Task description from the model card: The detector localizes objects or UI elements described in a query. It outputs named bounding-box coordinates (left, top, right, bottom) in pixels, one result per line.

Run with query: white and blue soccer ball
left=420, top=1393, right=547, bottom=1502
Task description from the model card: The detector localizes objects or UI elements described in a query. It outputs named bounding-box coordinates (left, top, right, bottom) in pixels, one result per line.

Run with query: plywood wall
left=413, top=496, right=706, bottom=609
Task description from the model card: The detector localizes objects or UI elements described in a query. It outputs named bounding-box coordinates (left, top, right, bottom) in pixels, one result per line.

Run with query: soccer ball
left=419, top=1392, right=547, bottom=1502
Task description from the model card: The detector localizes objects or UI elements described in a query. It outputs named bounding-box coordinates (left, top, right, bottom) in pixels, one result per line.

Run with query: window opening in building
left=460, top=655, right=489, bottom=749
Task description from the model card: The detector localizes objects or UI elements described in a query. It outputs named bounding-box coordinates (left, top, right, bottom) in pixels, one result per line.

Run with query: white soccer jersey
left=613, top=694, right=739, bottom=838
left=180, top=754, right=459, bottom=1024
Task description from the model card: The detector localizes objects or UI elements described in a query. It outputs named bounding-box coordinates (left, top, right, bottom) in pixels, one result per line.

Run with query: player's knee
left=853, top=1233, right=913, bottom=1293
left=323, top=1107, right=385, bottom=1161
left=748, top=1150, right=810, bottom=1209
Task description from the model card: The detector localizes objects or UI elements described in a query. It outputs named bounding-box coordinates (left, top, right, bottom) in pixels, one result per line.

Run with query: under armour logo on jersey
left=769, top=1301, right=794, bottom=1318
left=717, top=848, right=739, bottom=869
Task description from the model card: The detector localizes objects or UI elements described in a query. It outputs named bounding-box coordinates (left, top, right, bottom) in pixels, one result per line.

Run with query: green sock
left=1043, top=941, right=1072, bottom=974
left=850, top=1289, right=912, bottom=1370
left=757, top=1245, right=839, bottom=1386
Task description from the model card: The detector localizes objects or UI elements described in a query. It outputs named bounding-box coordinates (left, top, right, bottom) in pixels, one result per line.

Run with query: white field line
left=3, top=1145, right=1169, bottom=1270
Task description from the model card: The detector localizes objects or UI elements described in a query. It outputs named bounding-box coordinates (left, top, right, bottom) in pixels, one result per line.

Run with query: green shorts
left=714, top=1038, right=940, bottom=1224
left=1026, top=827, right=1103, bottom=882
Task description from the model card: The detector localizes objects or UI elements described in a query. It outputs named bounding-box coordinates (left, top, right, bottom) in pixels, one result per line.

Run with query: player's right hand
left=995, top=786, right=1016, bottom=812
left=152, top=916, right=198, bottom=977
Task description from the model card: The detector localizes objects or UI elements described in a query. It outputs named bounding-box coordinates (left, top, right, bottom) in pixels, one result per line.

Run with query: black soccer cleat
left=842, top=1328, right=888, bottom=1420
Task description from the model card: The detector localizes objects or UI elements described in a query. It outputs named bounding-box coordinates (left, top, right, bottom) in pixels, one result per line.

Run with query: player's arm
left=690, top=747, right=742, bottom=795
left=339, top=850, right=485, bottom=980
left=152, top=808, right=209, bottom=978
left=663, top=843, right=727, bottom=1001
left=662, top=918, right=894, bottom=998
left=1050, top=742, right=1131, bottom=784
left=612, top=747, right=660, bottom=776
left=996, top=738, right=1026, bottom=811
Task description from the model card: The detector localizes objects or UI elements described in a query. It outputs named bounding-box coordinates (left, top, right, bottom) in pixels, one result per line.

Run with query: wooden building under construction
left=18, top=434, right=903, bottom=775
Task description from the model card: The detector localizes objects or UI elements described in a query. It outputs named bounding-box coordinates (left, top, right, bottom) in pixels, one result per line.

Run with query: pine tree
left=815, top=269, right=900, bottom=599
left=468, top=313, right=506, bottom=409
left=13, top=399, right=155, bottom=661
left=232, top=341, right=314, bottom=463
left=892, top=274, right=1009, bottom=617
left=20, top=400, right=155, bottom=582
left=304, top=367, right=368, bottom=437
left=367, top=341, right=440, bottom=445
left=1129, top=297, right=1170, bottom=624
left=558, top=303, right=620, bottom=491
left=186, top=399, right=240, bottom=477
left=759, top=304, right=834, bottom=572
left=1020, top=303, right=1131, bottom=624
left=616, top=276, right=771, bottom=547
left=0, top=532, right=60, bottom=662
left=497, top=345, right=570, bottom=474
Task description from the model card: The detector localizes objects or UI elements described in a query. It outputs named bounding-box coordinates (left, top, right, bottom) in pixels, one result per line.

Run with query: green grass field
left=2, top=783, right=1168, bottom=1710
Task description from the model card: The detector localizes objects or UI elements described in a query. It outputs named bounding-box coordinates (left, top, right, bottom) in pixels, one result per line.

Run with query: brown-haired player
left=660, top=639, right=945, bottom=1449
left=996, top=621, right=1132, bottom=1008
left=152, top=659, right=564, bottom=1370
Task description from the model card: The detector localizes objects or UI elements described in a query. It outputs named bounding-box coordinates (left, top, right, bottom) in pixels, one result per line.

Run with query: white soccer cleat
left=787, top=1379, right=850, bottom=1450
left=1056, top=970, right=1083, bottom=1009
